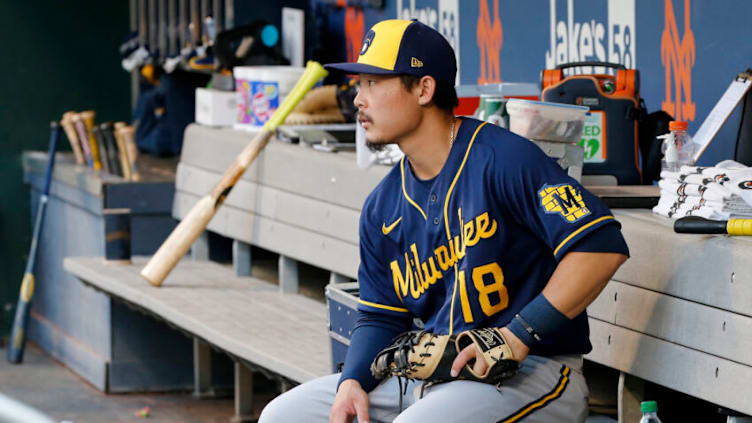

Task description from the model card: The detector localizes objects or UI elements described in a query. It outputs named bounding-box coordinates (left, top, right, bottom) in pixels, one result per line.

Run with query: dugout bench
left=62, top=124, right=752, bottom=422
left=63, top=123, right=389, bottom=421
left=21, top=152, right=204, bottom=393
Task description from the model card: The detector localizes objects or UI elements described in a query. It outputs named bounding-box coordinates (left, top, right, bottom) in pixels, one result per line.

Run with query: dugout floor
left=0, top=247, right=333, bottom=423
left=0, top=343, right=270, bottom=422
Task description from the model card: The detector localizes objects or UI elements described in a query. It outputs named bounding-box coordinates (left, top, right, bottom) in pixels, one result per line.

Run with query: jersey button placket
left=429, top=193, right=440, bottom=225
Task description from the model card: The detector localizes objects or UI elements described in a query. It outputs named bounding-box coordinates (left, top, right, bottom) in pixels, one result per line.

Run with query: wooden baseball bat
left=8, top=121, right=61, bottom=363
left=674, top=216, right=752, bottom=235
left=61, top=112, right=85, bottom=165
left=71, top=114, right=94, bottom=167
left=113, top=122, right=133, bottom=181
left=140, top=61, right=328, bottom=286
left=116, top=124, right=140, bottom=181
left=80, top=110, right=103, bottom=170
left=92, top=125, right=111, bottom=174
left=100, top=123, right=123, bottom=176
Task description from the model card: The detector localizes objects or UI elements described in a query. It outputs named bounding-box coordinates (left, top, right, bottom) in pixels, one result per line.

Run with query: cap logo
left=411, top=57, right=424, bottom=68
left=360, top=30, right=375, bottom=56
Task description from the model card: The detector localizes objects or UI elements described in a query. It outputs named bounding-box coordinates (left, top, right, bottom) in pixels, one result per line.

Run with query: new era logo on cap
left=325, top=19, right=457, bottom=84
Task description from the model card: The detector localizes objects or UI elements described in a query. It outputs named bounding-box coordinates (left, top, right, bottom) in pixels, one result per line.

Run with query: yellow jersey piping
left=553, top=216, right=615, bottom=257
left=444, top=122, right=488, bottom=335
left=358, top=299, right=409, bottom=313
left=400, top=157, right=427, bottom=220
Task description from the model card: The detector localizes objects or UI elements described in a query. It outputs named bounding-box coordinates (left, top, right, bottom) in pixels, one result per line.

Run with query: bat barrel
left=7, top=290, right=32, bottom=363
left=140, top=196, right=216, bottom=286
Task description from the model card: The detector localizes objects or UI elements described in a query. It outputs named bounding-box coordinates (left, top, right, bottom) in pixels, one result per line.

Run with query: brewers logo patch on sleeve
left=538, top=184, right=591, bottom=223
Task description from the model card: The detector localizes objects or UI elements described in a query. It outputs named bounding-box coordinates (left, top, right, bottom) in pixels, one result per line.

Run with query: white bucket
left=233, top=66, right=305, bottom=130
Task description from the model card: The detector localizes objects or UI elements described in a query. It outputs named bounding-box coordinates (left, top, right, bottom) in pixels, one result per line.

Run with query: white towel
left=658, top=180, right=733, bottom=201
left=659, top=170, right=681, bottom=182
left=654, top=161, right=752, bottom=221
left=725, top=168, right=752, bottom=208
left=657, top=195, right=752, bottom=213
left=652, top=201, right=731, bottom=220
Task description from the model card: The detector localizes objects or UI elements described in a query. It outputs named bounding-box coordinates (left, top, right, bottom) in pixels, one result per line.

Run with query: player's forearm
left=338, top=310, right=412, bottom=393
left=542, top=251, right=627, bottom=318
left=506, top=251, right=626, bottom=348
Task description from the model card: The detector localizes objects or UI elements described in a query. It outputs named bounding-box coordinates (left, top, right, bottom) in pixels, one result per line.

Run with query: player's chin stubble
left=366, top=140, right=393, bottom=152
left=360, top=112, right=394, bottom=152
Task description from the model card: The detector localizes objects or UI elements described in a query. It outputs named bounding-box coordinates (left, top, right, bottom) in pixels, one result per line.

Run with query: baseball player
left=259, top=19, right=628, bottom=423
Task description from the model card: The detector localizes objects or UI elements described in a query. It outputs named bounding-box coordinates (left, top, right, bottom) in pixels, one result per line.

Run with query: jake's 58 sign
left=544, top=0, right=636, bottom=74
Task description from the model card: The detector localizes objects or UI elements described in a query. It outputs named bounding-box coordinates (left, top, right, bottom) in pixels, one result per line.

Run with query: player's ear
left=416, top=75, right=437, bottom=106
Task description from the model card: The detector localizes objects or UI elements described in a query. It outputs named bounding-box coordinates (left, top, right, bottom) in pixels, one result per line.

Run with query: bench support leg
left=231, top=362, right=255, bottom=423
left=329, top=272, right=349, bottom=284
left=280, top=380, right=292, bottom=393
left=617, top=372, right=644, bottom=423
left=233, top=240, right=252, bottom=277
left=278, top=255, right=299, bottom=294
left=191, top=231, right=210, bottom=261
left=720, top=407, right=752, bottom=422
left=193, top=338, right=212, bottom=398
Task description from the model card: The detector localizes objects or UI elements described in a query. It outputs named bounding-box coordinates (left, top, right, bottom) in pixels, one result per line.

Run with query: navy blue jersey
left=357, top=118, right=621, bottom=355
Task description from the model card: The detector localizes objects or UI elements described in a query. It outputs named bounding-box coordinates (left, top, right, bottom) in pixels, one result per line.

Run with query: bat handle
left=727, top=218, right=752, bottom=236
left=42, top=122, right=61, bottom=196
left=673, top=216, right=727, bottom=234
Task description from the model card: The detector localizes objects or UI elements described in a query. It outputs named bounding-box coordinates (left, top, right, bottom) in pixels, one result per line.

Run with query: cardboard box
left=195, top=88, right=237, bottom=127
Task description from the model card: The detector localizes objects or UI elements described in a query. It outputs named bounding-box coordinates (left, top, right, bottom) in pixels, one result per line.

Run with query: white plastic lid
left=233, top=66, right=305, bottom=80
left=506, top=99, right=589, bottom=119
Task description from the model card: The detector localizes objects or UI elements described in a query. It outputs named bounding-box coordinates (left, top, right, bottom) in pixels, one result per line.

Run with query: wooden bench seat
left=63, top=256, right=331, bottom=384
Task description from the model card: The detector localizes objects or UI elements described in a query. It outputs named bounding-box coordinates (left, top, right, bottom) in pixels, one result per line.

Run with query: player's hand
left=330, top=379, right=370, bottom=423
left=499, top=326, right=530, bottom=362
left=451, top=341, right=488, bottom=377
left=450, top=327, right=530, bottom=378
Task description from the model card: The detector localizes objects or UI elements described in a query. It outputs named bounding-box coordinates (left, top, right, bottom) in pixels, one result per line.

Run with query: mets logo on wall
left=360, top=29, right=375, bottom=56
left=539, top=184, right=591, bottom=223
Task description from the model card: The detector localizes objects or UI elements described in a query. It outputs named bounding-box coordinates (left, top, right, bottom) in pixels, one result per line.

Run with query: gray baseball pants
left=258, top=354, right=588, bottom=423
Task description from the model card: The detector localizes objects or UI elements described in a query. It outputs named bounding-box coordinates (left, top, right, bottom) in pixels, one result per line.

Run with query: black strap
left=514, top=314, right=542, bottom=342
left=554, top=61, right=626, bottom=71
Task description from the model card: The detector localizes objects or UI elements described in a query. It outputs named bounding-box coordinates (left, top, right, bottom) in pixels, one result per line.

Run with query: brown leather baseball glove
left=370, top=328, right=519, bottom=386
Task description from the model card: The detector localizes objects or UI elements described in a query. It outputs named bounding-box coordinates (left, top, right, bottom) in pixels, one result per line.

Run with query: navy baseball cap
left=325, top=19, right=457, bottom=84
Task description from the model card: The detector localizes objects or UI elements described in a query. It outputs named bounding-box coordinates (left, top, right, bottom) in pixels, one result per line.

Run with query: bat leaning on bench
left=8, top=121, right=61, bottom=363
left=141, top=61, right=328, bottom=287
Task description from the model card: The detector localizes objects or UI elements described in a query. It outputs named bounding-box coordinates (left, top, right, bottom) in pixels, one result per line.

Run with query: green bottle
left=639, top=401, right=662, bottom=423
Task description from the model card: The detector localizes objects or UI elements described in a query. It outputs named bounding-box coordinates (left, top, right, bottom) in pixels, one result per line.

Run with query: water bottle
left=660, top=121, right=695, bottom=172
left=639, top=401, right=662, bottom=423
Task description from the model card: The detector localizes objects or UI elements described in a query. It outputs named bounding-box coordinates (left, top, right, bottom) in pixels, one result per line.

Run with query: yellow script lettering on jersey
left=391, top=209, right=498, bottom=302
